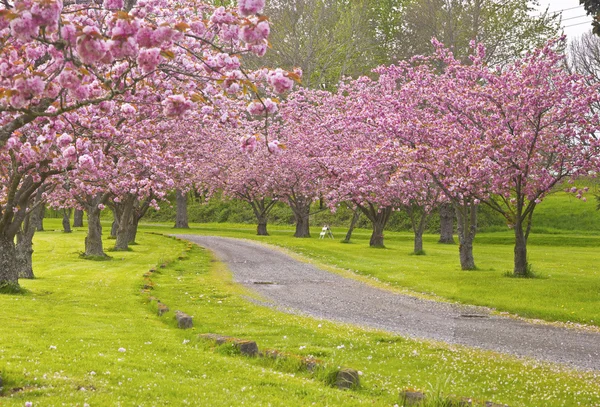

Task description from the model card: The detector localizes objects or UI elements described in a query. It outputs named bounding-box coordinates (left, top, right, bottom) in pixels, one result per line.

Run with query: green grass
left=1, top=223, right=600, bottom=406
left=147, top=222, right=600, bottom=327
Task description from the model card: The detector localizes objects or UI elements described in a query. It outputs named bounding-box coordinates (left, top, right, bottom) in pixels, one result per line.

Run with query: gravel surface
left=177, top=235, right=600, bottom=371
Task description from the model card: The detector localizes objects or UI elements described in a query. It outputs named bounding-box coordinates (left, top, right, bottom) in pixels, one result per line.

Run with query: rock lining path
left=177, top=235, right=600, bottom=371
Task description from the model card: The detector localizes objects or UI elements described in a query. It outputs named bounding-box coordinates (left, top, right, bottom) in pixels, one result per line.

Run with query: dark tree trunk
left=114, top=196, right=135, bottom=251
left=257, top=217, right=268, bottom=236
left=62, top=208, right=72, bottom=233
left=128, top=216, right=140, bottom=244
left=174, top=189, right=189, bottom=229
left=358, top=205, right=392, bottom=248
left=16, top=213, right=38, bottom=279
left=73, top=209, right=84, bottom=227
left=456, top=204, right=477, bottom=270
left=343, top=209, right=361, bottom=243
left=0, top=235, right=19, bottom=288
left=414, top=231, right=424, bottom=254
left=85, top=195, right=108, bottom=258
left=290, top=198, right=311, bottom=238
left=15, top=189, right=46, bottom=279
left=35, top=203, right=45, bottom=232
left=438, top=203, right=455, bottom=244
left=407, top=205, right=430, bottom=255
left=249, top=198, right=276, bottom=236
left=514, top=226, right=528, bottom=276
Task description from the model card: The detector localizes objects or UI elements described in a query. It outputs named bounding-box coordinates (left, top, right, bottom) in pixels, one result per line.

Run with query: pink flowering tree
left=0, top=0, right=298, bottom=288
left=380, top=39, right=600, bottom=273
left=448, top=41, right=600, bottom=276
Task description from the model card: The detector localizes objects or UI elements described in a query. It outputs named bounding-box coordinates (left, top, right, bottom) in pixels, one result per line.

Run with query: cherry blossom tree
left=0, top=0, right=296, bottom=288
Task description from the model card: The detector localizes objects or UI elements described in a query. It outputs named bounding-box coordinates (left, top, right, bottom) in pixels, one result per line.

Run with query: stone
left=175, top=311, right=193, bottom=329
left=236, top=340, right=259, bottom=356
left=485, top=402, right=509, bottom=407
left=199, top=334, right=258, bottom=356
left=335, top=368, right=360, bottom=390
left=400, top=390, right=426, bottom=406
left=157, top=302, right=169, bottom=316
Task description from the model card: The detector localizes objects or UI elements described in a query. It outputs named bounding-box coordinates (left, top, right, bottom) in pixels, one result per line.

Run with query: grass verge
left=1, top=227, right=599, bottom=406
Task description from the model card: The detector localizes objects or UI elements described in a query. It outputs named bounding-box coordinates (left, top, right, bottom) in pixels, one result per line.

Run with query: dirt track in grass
left=177, top=235, right=600, bottom=371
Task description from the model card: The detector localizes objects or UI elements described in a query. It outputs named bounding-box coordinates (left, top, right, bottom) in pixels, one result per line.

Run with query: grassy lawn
left=142, top=221, right=600, bottom=328
left=0, top=222, right=599, bottom=406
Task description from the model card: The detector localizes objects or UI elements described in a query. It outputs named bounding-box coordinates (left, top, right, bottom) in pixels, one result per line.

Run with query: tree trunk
left=114, top=197, right=135, bottom=251
left=128, top=216, right=140, bottom=244
left=249, top=198, right=276, bottom=236
left=414, top=231, right=424, bottom=254
left=438, top=203, right=455, bottom=244
left=73, top=209, right=84, bottom=227
left=367, top=207, right=392, bottom=248
left=0, top=235, right=19, bottom=289
left=456, top=204, right=477, bottom=270
left=292, top=200, right=311, bottom=238
left=62, top=209, right=72, bottom=233
left=85, top=197, right=108, bottom=258
left=174, top=189, right=189, bottom=229
left=16, top=215, right=36, bottom=279
left=343, top=209, right=361, bottom=242
left=35, top=203, right=45, bottom=232
left=513, top=220, right=529, bottom=276
left=257, top=216, right=268, bottom=236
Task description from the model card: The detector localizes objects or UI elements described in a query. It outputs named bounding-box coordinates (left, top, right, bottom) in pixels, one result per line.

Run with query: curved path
left=177, top=235, right=600, bottom=371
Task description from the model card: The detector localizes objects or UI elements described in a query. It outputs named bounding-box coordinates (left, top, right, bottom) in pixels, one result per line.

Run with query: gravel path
left=177, top=235, right=600, bottom=371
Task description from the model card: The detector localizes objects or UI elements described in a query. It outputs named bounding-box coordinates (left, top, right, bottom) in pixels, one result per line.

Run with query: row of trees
left=0, top=0, right=298, bottom=288
left=202, top=38, right=599, bottom=278
left=1, top=0, right=597, bottom=290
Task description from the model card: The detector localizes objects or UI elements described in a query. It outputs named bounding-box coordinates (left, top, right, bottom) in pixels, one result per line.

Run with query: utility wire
left=561, top=14, right=588, bottom=22
left=564, top=20, right=593, bottom=28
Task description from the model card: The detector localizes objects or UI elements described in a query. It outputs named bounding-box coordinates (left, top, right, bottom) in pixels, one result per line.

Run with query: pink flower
left=104, top=0, right=124, bottom=9
left=31, top=0, right=62, bottom=27
left=10, top=11, right=38, bottom=41
left=240, top=135, right=257, bottom=153
left=162, top=95, right=194, bottom=117
left=62, top=145, right=77, bottom=160
left=268, top=140, right=283, bottom=154
left=58, top=133, right=73, bottom=148
left=120, top=103, right=136, bottom=116
left=238, top=0, right=265, bottom=16
left=267, top=69, right=294, bottom=94
left=137, top=47, right=161, bottom=73
left=76, top=26, right=109, bottom=65
left=239, top=20, right=270, bottom=44
left=78, top=154, right=95, bottom=170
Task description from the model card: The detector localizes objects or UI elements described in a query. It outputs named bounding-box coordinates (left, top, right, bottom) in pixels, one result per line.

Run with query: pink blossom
left=162, top=95, right=195, bottom=117
left=31, top=0, right=62, bottom=27
left=108, top=36, right=138, bottom=60
left=58, top=133, right=73, bottom=148
left=78, top=154, right=95, bottom=171
left=137, top=47, right=162, bottom=73
left=238, top=0, right=265, bottom=16
left=104, top=0, right=124, bottom=9
left=62, top=146, right=77, bottom=160
left=267, top=69, right=294, bottom=94
left=240, top=135, right=257, bottom=153
left=268, top=140, right=282, bottom=154
left=239, top=20, right=269, bottom=44
left=76, top=26, right=109, bottom=65
left=120, top=103, right=136, bottom=116
left=10, top=12, right=38, bottom=41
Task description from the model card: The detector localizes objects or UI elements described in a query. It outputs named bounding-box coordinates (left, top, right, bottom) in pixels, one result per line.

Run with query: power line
left=564, top=20, right=593, bottom=28
left=562, top=14, right=588, bottom=22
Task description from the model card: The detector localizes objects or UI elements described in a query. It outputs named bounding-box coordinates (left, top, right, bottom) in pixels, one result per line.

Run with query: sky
left=537, top=0, right=593, bottom=40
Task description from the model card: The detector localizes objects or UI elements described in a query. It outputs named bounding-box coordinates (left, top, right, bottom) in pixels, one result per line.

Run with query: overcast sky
left=537, top=0, right=592, bottom=40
